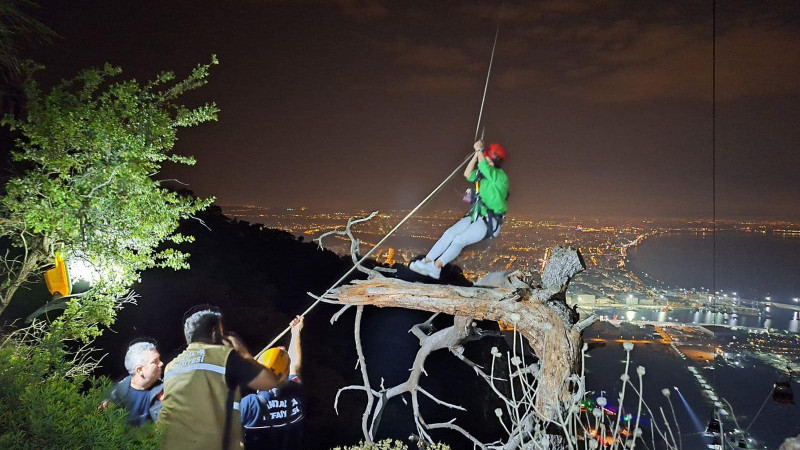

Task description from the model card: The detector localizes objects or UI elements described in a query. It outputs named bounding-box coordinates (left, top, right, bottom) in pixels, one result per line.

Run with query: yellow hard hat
left=257, top=347, right=290, bottom=382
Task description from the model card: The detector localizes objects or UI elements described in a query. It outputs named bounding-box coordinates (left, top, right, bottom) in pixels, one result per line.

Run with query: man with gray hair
left=105, top=339, right=164, bottom=426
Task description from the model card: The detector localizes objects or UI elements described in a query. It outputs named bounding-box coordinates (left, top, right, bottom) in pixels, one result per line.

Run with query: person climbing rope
left=409, top=139, right=509, bottom=279
left=254, top=25, right=504, bottom=353
left=241, top=316, right=307, bottom=450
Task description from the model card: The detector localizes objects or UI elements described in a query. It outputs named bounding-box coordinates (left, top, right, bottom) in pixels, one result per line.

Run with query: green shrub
left=0, top=343, right=161, bottom=449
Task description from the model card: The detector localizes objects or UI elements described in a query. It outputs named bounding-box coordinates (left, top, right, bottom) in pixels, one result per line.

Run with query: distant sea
left=627, top=230, right=800, bottom=306
left=586, top=230, right=800, bottom=448
left=584, top=338, right=800, bottom=450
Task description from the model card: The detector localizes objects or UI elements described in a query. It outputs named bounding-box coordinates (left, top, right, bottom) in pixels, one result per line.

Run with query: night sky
left=27, top=0, right=800, bottom=220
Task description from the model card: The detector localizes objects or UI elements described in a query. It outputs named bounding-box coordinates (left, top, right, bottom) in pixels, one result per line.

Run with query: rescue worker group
left=102, top=140, right=509, bottom=450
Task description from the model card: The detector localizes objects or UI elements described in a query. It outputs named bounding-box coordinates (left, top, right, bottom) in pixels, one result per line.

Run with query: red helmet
left=484, top=143, right=507, bottom=165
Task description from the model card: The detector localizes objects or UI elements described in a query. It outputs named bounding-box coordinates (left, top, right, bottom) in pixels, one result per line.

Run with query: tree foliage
left=0, top=0, right=56, bottom=83
left=0, top=333, right=161, bottom=449
left=0, top=57, right=217, bottom=338
left=0, top=57, right=218, bottom=447
left=0, top=0, right=56, bottom=118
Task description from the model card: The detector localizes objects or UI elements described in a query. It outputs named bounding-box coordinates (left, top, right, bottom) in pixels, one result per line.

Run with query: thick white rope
left=744, top=388, right=773, bottom=433
left=475, top=24, right=500, bottom=141
left=256, top=152, right=472, bottom=358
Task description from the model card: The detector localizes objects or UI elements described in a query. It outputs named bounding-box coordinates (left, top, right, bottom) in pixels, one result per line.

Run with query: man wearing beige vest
left=159, top=306, right=280, bottom=450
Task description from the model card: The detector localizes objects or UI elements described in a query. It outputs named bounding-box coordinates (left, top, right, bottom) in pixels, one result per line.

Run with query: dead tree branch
left=317, top=213, right=601, bottom=446
left=330, top=247, right=593, bottom=420
left=315, top=211, right=380, bottom=275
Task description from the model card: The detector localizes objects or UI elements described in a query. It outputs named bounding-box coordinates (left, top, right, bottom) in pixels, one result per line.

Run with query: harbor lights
left=793, top=297, right=799, bottom=303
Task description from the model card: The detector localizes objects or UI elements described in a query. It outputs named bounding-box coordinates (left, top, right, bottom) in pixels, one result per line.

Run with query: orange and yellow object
left=44, top=253, right=71, bottom=297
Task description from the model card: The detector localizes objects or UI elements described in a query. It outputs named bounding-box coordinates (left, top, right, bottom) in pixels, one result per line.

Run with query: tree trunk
left=329, top=253, right=590, bottom=420
left=0, top=245, right=47, bottom=317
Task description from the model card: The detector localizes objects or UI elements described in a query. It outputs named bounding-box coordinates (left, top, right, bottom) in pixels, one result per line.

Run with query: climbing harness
left=467, top=174, right=504, bottom=241
left=255, top=19, right=504, bottom=358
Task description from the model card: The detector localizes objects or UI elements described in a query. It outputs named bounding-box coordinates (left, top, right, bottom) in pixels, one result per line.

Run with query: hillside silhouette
left=92, top=205, right=508, bottom=448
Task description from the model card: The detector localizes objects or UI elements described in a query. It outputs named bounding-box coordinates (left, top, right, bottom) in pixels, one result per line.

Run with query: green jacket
left=467, top=159, right=509, bottom=219
left=159, top=343, right=242, bottom=450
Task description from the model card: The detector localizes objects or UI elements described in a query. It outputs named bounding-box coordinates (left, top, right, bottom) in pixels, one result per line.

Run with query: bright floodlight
left=67, top=257, right=102, bottom=284
left=66, top=252, right=124, bottom=286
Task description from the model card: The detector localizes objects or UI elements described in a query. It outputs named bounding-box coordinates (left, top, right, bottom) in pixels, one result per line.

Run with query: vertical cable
left=474, top=3, right=505, bottom=141
left=711, top=0, right=719, bottom=414
left=475, top=24, right=500, bottom=141
left=256, top=15, right=505, bottom=356
left=712, top=0, right=717, bottom=305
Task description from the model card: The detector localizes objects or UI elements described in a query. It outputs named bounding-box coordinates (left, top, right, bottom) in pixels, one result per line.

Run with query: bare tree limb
left=353, top=305, right=375, bottom=441
left=315, top=211, right=381, bottom=276
left=330, top=247, right=586, bottom=420
left=187, top=213, right=212, bottom=231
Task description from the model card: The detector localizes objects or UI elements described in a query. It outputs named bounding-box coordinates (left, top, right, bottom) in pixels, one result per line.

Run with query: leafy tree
left=0, top=0, right=56, bottom=115
left=0, top=56, right=217, bottom=340
left=0, top=57, right=218, bottom=447
left=0, top=327, right=161, bottom=449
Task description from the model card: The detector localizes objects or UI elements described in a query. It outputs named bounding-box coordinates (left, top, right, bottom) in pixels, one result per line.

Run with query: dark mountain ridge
left=91, top=205, right=508, bottom=448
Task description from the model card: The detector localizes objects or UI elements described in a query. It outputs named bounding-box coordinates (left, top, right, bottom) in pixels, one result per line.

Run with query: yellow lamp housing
left=497, top=321, right=515, bottom=332
left=44, top=253, right=71, bottom=297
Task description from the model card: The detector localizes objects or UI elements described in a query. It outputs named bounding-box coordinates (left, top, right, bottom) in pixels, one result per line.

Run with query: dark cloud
left=390, top=43, right=474, bottom=71
left=389, top=74, right=478, bottom=94
left=23, top=0, right=800, bottom=220
left=496, top=68, right=546, bottom=90
left=716, top=25, right=800, bottom=100
left=335, top=0, right=389, bottom=19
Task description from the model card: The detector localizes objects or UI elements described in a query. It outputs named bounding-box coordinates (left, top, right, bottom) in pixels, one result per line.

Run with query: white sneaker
left=409, top=260, right=427, bottom=275
left=423, top=261, right=441, bottom=279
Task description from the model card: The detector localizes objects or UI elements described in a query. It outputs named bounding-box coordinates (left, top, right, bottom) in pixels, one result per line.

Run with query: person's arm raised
left=464, top=140, right=484, bottom=178
left=224, top=333, right=280, bottom=391
left=288, top=315, right=303, bottom=376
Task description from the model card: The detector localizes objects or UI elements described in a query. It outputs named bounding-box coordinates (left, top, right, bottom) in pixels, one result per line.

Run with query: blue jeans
left=425, top=216, right=497, bottom=266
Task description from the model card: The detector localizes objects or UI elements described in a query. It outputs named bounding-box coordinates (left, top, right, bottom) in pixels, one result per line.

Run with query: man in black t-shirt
left=158, top=306, right=281, bottom=450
